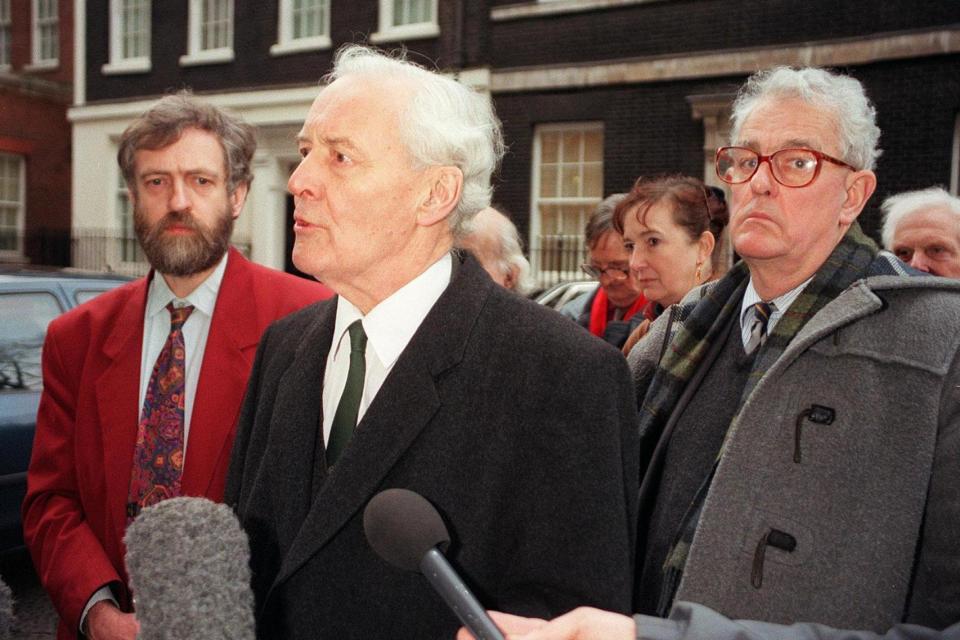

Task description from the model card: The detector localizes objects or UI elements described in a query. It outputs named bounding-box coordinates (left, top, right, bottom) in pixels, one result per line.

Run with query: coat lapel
left=182, top=250, right=261, bottom=497
left=271, top=254, right=488, bottom=589
left=96, top=279, right=149, bottom=540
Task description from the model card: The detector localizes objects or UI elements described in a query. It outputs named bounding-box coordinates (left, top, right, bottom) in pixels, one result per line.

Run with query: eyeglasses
left=581, top=263, right=630, bottom=280
left=715, top=146, right=856, bottom=188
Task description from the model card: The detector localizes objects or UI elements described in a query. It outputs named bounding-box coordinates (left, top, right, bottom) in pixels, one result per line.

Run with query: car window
left=0, top=291, right=64, bottom=391
left=75, top=288, right=110, bottom=305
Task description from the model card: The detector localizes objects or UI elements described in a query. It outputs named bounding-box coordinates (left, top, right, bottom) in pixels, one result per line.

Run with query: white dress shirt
left=739, top=275, right=814, bottom=348
left=321, top=253, right=452, bottom=445
left=139, top=251, right=227, bottom=457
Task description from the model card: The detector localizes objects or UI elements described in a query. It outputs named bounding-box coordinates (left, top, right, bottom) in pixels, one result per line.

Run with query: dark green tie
left=326, top=320, right=368, bottom=466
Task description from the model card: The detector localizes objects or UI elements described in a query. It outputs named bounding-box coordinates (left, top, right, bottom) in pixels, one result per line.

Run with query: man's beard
left=135, top=204, right=234, bottom=277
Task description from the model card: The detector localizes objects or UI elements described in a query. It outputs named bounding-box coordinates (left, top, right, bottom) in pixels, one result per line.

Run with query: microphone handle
left=420, top=547, right=505, bottom=640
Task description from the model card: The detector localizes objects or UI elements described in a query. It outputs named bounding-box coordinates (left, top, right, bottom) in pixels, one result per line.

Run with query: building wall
left=0, top=0, right=73, bottom=265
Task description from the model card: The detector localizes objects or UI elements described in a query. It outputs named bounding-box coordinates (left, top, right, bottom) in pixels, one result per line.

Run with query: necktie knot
left=167, top=303, right=195, bottom=332
left=347, top=320, right=367, bottom=354
left=745, top=301, right=775, bottom=356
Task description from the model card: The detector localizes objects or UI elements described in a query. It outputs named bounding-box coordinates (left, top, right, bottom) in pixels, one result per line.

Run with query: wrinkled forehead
left=301, top=74, right=410, bottom=137
left=898, top=206, right=960, bottom=237
left=735, top=96, right=841, bottom=154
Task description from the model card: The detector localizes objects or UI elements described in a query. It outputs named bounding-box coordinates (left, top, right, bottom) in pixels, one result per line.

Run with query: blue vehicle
left=0, top=268, right=131, bottom=553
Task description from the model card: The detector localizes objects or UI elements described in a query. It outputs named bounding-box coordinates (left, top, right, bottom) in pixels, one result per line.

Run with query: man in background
left=23, top=94, right=330, bottom=640
left=561, top=194, right=646, bottom=349
left=882, top=186, right=960, bottom=277
left=457, top=205, right=535, bottom=293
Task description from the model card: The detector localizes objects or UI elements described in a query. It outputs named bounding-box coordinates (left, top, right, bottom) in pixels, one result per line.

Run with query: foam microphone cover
left=0, top=575, right=14, bottom=640
left=363, top=488, right=450, bottom=571
left=124, top=497, right=255, bottom=640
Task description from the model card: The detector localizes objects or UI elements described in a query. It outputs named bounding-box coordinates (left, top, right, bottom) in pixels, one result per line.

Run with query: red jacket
left=22, top=248, right=331, bottom=639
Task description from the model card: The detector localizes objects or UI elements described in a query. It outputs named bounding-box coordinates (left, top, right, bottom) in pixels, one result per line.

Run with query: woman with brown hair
left=614, top=176, right=729, bottom=353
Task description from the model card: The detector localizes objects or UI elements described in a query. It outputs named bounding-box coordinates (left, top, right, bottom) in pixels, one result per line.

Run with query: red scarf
left=588, top=288, right=646, bottom=337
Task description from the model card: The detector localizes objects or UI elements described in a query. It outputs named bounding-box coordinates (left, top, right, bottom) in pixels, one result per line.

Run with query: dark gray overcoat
left=225, top=254, right=640, bottom=639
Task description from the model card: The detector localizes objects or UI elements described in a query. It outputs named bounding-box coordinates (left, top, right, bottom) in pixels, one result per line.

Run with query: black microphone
left=124, top=497, right=255, bottom=640
left=363, top=488, right=505, bottom=640
left=0, top=574, right=14, bottom=640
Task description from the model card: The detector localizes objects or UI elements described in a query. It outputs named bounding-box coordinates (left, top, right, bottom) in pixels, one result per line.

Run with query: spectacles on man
left=581, top=263, right=630, bottom=280
left=715, top=146, right=856, bottom=188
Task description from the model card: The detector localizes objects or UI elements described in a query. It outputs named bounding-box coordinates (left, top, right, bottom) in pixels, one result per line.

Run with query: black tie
left=327, top=321, right=367, bottom=466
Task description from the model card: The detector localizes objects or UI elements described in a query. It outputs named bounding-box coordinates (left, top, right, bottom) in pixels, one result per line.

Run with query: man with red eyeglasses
left=459, top=66, right=960, bottom=640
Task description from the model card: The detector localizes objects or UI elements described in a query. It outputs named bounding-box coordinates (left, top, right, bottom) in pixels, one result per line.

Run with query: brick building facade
left=69, top=0, right=959, bottom=281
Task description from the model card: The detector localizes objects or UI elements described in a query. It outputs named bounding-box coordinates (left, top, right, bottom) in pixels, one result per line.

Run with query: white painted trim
left=492, top=0, right=665, bottom=21
left=107, top=0, right=151, bottom=72
left=74, top=0, right=85, bottom=105
left=490, top=28, right=960, bottom=93
left=179, top=47, right=234, bottom=66
left=31, top=0, right=59, bottom=66
left=270, top=35, right=331, bottom=56
left=101, top=58, right=151, bottom=74
left=274, top=0, right=330, bottom=54
left=371, top=0, right=439, bottom=43
left=370, top=22, right=440, bottom=43
left=68, top=84, right=324, bottom=123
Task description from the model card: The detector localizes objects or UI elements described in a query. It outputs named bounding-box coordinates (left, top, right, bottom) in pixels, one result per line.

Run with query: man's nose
left=288, top=156, right=318, bottom=198
left=749, top=158, right=777, bottom=195
left=909, top=252, right=931, bottom=273
left=169, top=179, right=191, bottom=212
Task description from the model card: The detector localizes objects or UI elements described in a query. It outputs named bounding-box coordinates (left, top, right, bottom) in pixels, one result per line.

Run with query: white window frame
left=30, top=0, right=58, bottom=69
left=103, top=0, right=151, bottom=74
left=0, top=0, right=11, bottom=71
left=0, top=153, right=26, bottom=259
left=270, top=0, right=331, bottom=57
left=115, top=168, right=145, bottom=267
left=370, top=0, right=439, bottom=43
left=529, top=122, right=604, bottom=284
left=179, top=0, right=234, bottom=67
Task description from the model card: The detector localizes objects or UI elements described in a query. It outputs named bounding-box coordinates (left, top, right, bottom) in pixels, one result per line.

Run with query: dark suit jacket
left=226, top=253, right=640, bottom=640
left=22, top=248, right=331, bottom=640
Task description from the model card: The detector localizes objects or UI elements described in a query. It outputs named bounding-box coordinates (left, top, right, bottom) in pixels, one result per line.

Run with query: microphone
left=0, top=574, right=14, bottom=640
left=363, top=488, right=505, bottom=640
left=124, top=497, right=255, bottom=640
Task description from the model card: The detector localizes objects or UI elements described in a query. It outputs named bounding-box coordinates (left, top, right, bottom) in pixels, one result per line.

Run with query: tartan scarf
left=642, top=222, right=903, bottom=615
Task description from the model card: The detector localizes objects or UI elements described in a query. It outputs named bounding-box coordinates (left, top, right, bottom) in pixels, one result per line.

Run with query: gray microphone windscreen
left=124, top=497, right=255, bottom=640
left=363, top=488, right=450, bottom=571
left=0, top=574, right=14, bottom=640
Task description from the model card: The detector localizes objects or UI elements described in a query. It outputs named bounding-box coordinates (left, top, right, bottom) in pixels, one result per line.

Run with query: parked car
left=0, top=267, right=132, bottom=553
left=534, top=279, right=596, bottom=312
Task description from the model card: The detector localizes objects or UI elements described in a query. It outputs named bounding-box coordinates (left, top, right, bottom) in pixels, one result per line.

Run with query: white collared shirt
left=321, top=253, right=453, bottom=445
left=739, top=275, right=814, bottom=348
left=139, top=251, right=228, bottom=458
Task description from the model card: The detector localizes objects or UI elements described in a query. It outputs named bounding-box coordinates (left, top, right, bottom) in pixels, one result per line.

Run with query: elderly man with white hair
left=460, top=66, right=960, bottom=640
left=458, top=205, right=535, bottom=293
left=225, top=45, right=639, bottom=639
left=882, top=187, right=960, bottom=278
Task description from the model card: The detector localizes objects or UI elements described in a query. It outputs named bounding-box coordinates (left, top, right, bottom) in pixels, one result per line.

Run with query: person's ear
left=418, top=166, right=463, bottom=227
left=839, top=169, right=877, bottom=226
left=229, top=182, right=249, bottom=220
left=696, top=230, right=715, bottom=265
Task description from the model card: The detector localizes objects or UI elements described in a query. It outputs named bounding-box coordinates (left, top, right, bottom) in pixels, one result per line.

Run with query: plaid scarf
left=642, top=222, right=903, bottom=615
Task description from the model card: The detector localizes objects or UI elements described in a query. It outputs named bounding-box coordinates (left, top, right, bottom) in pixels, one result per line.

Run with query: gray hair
left=585, top=193, right=627, bottom=248
left=729, top=67, right=882, bottom=171
left=461, top=207, right=535, bottom=294
left=881, top=186, right=960, bottom=250
left=118, top=91, right=256, bottom=195
left=325, top=45, right=505, bottom=238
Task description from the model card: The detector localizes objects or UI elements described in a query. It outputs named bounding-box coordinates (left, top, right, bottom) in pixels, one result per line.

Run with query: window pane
left=560, top=165, right=581, bottom=197
left=582, top=163, right=602, bottom=197
left=561, top=132, right=581, bottom=163
left=539, top=164, right=558, bottom=198
left=540, top=132, right=559, bottom=164
left=583, top=131, right=603, bottom=162
left=0, top=292, right=63, bottom=391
